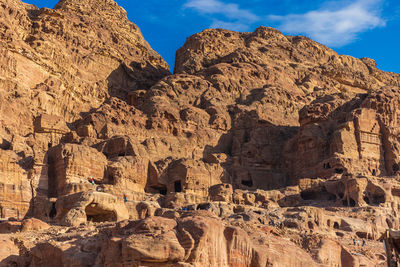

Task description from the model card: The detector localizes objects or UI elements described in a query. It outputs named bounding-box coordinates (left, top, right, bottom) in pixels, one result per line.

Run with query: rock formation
left=0, top=0, right=400, bottom=266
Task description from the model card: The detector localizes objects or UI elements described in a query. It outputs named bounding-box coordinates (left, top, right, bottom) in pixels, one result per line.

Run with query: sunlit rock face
left=0, top=0, right=168, bottom=219
left=286, top=90, right=400, bottom=182
left=0, top=0, right=400, bottom=266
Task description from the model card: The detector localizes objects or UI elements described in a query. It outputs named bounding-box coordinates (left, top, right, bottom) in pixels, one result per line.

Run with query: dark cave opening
left=49, top=202, right=57, bottom=219
left=393, top=164, right=399, bottom=173
left=335, top=168, right=344, bottom=174
left=349, top=198, right=356, bottom=207
left=174, top=180, right=182, bottom=193
left=241, top=179, right=253, bottom=187
left=85, top=205, right=117, bottom=223
left=333, top=222, right=339, bottom=229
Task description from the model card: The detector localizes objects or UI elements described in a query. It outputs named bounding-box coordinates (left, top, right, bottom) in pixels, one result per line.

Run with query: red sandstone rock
left=0, top=220, right=21, bottom=233
left=0, top=238, right=20, bottom=264
left=21, top=218, right=50, bottom=232
left=0, top=0, right=400, bottom=265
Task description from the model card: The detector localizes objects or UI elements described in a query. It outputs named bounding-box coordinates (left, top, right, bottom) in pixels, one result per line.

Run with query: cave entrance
left=151, top=186, right=167, bottom=195
left=300, top=191, right=316, bottom=200
left=342, top=198, right=356, bottom=207
left=49, top=203, right=57, bottom=219
left=366, top=184, right=386, bottom=206
left=85, top=204, right=117, bottom=223
left=159, top=188, right=167, bottom=195
left=241, top=179, right=253, bottom=187
left=393, top=164, right=399, bottom=173
left=371, top=195, right=385, bottom=205
left=335, top=168, right=344, bottom=174
left=300, top=189, right=336, bottom=202
left=333, top=222, right=339, bottom=229
left=174, top=181, right=182, bottom=193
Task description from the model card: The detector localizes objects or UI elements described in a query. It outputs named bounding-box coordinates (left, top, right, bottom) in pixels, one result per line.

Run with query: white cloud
left=183, top=0, right=386, bottom=45
left=184, top=0, right=259, bottom=21
left=269, top=0, right=386, bottom=47
left=184, top=0, right=258, bottom=30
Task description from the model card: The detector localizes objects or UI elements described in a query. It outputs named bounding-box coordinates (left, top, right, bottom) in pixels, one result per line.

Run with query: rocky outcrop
left=12, top=213, right=320, bottom=267
left=1, top=0, right=400, bottom=265
left=55, top=190, right=129, bottom=226
left=48, top=144, right=108, bottom=196
left=0, top=238, right=21, bottom=265
left=0, top=150, right=31, bottom=220
left=0, top=0, right=169, bottom=219
left=171, top=27, right=400, bottom=192
left=3, top=207, right=388, bottom=266
left=285, top=90, right=400, bottom=182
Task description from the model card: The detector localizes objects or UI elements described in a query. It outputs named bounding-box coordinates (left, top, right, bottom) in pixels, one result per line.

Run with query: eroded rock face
left=0, top=0, right=169, bottom=219
left=48, top=143, right=108, bottom=196
left=209, top=183, right=233, bottom=202
left=1, top=0, right=400, bottom=265
left=285, top=90, right=400, bottom=182
left=0, top=150, right=31, bottom=219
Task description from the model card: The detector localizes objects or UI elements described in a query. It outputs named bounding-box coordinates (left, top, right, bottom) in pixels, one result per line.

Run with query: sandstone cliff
left=0, top=0, right=400, bottom=266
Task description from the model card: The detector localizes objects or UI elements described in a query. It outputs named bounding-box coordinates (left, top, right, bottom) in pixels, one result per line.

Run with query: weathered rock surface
left=0, top=0, right=400, bottom=266
left=0, top=238, right=21, bottom=265
left=0, top=0, right=169, bottom=219
left=55, top=190, right=129, bottom=226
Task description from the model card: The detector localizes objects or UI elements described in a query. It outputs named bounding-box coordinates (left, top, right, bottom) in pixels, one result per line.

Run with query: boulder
left=55, top=191, right=129, bottom=226
left=21, top=218, right=50, bottom=232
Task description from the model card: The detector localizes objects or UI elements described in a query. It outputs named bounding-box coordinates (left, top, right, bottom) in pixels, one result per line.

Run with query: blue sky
left=24, top=0, right=400, bottom=73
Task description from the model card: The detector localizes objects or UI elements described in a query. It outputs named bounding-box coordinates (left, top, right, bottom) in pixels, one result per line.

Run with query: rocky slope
left=1, top=0, right=400, bottom=266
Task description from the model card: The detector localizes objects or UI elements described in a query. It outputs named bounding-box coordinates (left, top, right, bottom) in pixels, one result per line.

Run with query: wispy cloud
left=183, top=0, right=387, bottom=47
left=184, top=0, right=258, bottom=30
left=269, top=0, right=386, bottom=46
